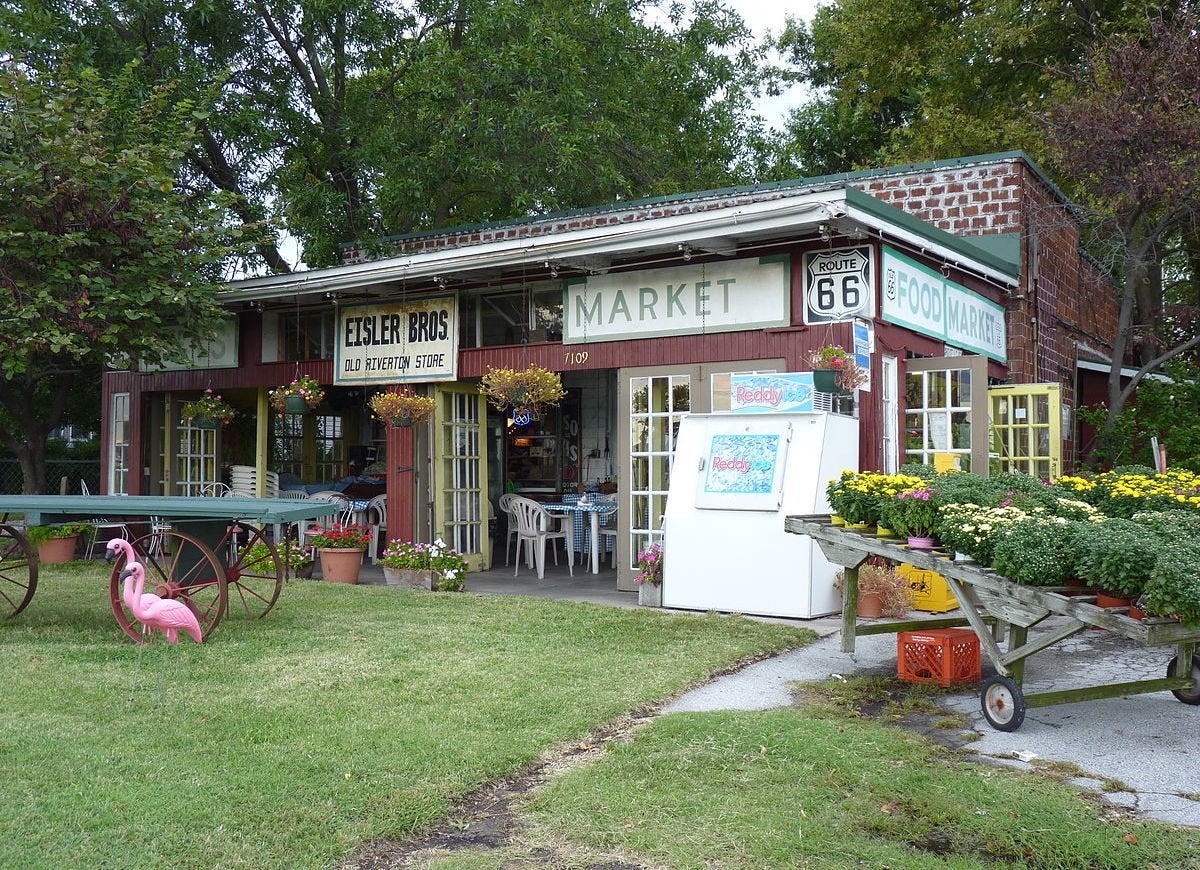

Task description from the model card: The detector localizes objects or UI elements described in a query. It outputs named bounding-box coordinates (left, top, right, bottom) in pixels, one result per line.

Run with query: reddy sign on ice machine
left=662, top=410, right=858, bottom=619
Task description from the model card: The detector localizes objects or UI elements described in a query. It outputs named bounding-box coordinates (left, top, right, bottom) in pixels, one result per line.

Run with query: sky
left=725, top=0, right=825, bottom=127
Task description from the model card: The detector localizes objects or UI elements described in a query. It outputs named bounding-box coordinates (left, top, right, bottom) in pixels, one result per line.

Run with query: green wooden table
left=785, top=514, right=1200, bottom=731
left=0, top=495, right=342, bottom=643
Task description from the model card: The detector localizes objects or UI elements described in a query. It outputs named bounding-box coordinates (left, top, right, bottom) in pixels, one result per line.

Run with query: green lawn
left=0, top=562, right=812, bottom=869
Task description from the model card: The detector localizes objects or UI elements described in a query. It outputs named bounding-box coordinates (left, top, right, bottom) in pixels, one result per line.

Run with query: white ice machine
left=662, top=412, right=859, bottom=619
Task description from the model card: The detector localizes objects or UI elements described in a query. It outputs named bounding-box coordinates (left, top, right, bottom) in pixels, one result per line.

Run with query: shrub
left=1142, top=541, right=1200, bottom=627
left=1074, top=519, right=1160, bottom=598
left=991, top=518, right=1080, bottom=586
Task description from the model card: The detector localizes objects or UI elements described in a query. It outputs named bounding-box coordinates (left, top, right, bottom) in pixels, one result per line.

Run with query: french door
left=903, top=356, right=991, bottom=473
left=433, top=385, right=489, bottom=571
left=988, top=383, right=1062, bottom=480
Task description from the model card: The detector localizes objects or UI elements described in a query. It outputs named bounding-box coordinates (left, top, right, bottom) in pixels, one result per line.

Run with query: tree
left=0, top=63, right=255, bottom=492
left=766, top=0, right=1141, bottom=176
left=1042, top=10, right=1200, bottom=454
left=4, top=0, right=771, bottom=269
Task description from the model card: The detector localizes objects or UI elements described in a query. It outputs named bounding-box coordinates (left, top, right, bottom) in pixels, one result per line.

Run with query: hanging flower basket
left=479, top=365, right=566, bottom=415
left=369, top=389, right=435, bottom=428
left=269, top=375, right=325, bottom=415
left=180, top=389, right=236, bottom=427
left=803, top=345, right=867, bottom=393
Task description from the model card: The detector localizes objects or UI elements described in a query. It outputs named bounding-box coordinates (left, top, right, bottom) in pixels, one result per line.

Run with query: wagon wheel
left=219, top=523, right=283, bottom=621
left=0, top=524, right=37, bottom=619
left=108, top=530, right=227, bottom=644
left=1167, top=655, right=1200, bottom=705
left=980, top=675, right=1026, bottom=732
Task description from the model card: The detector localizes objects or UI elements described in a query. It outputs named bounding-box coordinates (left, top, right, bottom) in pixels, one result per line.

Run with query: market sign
left=881, top=245, right=1007, bottom=362
left=563, top=255, right=789, bottom=344
left=802, top=246, right=873, bottom=323
left=728, top=373, right=814, bottom=413
left=334, top=294, right=458, bottom=385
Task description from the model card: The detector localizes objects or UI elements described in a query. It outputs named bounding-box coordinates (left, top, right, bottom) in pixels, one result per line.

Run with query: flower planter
left=37, top=535, right=79, bottom=564
left=638, top=582, right=662, bottom=607
left=383, top=567, right=433, bottom=589
left=193, top=419, right=220, bottom=430
left=811, top=369, right=850, bottom=395
left=390, top=415, right=414, bottom=428
left=1095, top=591, right=1133, bottom=609
left=856, top=591, right=884, bottom=618
left=318, top=548, right=364, bottom=584
left=285, top=395, right=311, bottom=414
left=907, top=536, right=937, bottom=550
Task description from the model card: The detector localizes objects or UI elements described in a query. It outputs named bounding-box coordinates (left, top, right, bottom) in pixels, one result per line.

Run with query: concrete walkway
left=667, top=617, right=1200, bottom=829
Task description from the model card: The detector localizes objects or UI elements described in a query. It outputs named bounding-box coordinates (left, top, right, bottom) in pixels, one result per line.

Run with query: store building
left=100, top=151, right=1120, bottom=587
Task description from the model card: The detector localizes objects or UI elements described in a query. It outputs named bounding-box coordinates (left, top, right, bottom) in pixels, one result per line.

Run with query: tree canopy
left=4, top=0, right=772, bottom=269
left=0, top=63, right=253, bottom=490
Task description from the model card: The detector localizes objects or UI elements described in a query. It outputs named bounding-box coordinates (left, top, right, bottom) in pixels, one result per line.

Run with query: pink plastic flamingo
left=106, top=538, right=159, bottom=616
left=117, top=555, right=204, bottom=645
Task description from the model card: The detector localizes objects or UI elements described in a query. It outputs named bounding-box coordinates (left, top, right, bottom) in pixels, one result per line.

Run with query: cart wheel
left=108, top=530, right=227, bottom=644
left=0, top=524, right=37, bottom=619
left=981, top=675, right=1026, bottom=731
left=1167, top=655, right=1200, bottom=705
left=220, top=524, right=283, bottom=621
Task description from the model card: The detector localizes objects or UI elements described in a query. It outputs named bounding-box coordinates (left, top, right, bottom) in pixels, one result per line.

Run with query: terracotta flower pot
left=37, top=535, right=79, bottom=565
left=1095, top=591, right=1133, bottom=609
left=319, top=548, right=364, bottom=584
left=857, top=591, right=884, bottom=618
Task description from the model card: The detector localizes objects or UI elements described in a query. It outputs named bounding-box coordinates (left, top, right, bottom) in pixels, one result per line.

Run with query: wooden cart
left=0, top=495, right=340, bottom=643
left=785, top=515, right=1200, bottom=731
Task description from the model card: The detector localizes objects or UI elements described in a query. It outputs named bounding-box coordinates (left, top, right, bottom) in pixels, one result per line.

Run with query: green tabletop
left=0, top=495, right=341, bottom=527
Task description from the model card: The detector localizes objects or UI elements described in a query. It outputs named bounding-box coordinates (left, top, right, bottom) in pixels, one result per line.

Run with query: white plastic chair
left=508, top=496, right=572, bottom=580
left=364, top=494, right=387, bottom=563
left=299, top=491, right=350, bottom=553
left=497, top=493, right=520, bottom=567
left=80, top=479, right=131, bottom=558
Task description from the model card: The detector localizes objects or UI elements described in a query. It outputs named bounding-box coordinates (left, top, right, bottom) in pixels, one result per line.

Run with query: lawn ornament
left=119, top=558, right=204, bottom=644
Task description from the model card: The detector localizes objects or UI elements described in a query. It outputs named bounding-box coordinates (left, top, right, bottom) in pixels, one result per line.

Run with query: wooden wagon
left=0, top=495, right=340, bottom=643
left=785, top=515, right=1200, bottom=731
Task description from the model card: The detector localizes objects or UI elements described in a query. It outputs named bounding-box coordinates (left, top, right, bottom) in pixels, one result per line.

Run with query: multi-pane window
left=905, top=368, right=973, bottom=471
left=109, top=393, right=130, bottom=495
left=628, top=375, right=690, bottom=567
left=175, top=423, right=218, bottom=495
left=280, top=310, right=337, bottom=360
left=273, top=414, right=344, bottom=481
left=440, top=392, right=482, bottom=558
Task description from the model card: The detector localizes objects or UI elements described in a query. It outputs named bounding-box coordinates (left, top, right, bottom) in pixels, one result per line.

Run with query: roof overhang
left=221, top=185, right=1019, bottom=304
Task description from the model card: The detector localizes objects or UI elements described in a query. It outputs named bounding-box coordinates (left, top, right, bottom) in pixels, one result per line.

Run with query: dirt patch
left=338, top=650, right=786, bottom=869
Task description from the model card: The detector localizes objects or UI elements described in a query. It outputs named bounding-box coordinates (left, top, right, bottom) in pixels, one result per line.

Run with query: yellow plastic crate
left=897, top=563, right=959, bottom=613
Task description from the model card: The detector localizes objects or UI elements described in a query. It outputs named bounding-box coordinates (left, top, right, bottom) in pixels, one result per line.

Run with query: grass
left=0, top=561, right=813, bottom=869
left=522, top=708, right=1200, bottom=869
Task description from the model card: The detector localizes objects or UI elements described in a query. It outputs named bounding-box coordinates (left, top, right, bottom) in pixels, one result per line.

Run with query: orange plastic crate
left=897, top=628, right=981, bottom=686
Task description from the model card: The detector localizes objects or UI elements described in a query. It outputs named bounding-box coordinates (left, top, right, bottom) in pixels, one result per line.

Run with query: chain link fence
left=0, top=459, right=102, bottom=495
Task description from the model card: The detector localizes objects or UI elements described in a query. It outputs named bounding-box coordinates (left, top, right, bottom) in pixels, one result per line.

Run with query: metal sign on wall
left=563, top=255, right=790, bottom=344
left=150, top=319, right=240, bottom=370
left=802, top=246, right=873, bottom=324
left=334, top=294, right=458, bottom=384
left=881, top=246, right=1006, bottom=362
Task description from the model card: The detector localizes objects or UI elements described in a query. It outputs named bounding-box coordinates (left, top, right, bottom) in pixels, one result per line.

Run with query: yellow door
left=433, top=385, right=490, bottom=571
left=988, top=384, right=1062, bottom=480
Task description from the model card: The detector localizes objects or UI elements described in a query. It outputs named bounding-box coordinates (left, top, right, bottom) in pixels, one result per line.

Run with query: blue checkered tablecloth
left=549, top=493, right=616, bottom=555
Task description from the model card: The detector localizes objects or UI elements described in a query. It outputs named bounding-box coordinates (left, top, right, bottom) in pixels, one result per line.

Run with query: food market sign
left=335, top=295, right=458, bottom=384
left=881, top=246, right=1006, bottom=362
left=563, top=256, right=789, bottom=343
